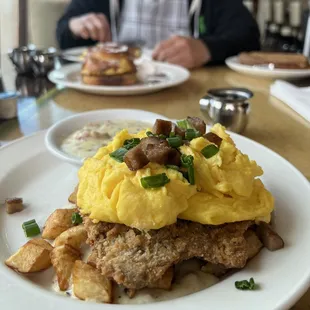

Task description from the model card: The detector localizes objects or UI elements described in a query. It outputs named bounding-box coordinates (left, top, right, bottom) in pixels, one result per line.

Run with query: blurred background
left=0, top=0, right=309, bottom=92
left=1, top=0, right=310, bottom=53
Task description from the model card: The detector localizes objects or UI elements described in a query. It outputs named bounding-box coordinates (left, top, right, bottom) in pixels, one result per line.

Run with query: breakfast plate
left=1, top=126, right=310, bottom=309
left=48, top=62, right=190, bottom=96
left=61, top=46, right=153, bottom=63
left=226, top=56, right=310, bottom=79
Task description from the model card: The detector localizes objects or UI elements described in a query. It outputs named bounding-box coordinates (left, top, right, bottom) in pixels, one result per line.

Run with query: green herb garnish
left=176, top=119, right=193, bottom=130
left=185, top=129, right=201, bottom=141
left=72, top=212, right=83, bottom=225
left=109, top=147, right=128, bottom=162
left=22, top=219, right=36, bottom=230
left=146, top=131, right=166, bottom=139
left=22, top=219, right=40, bottom=237
left=123, top=138, right=140, bottom=150
left=166, top=165, right=180, bottom=171
left=201, top=144, right=219, bottom=159
left=167, top=136, right=183, bottom=148
left=235, top=278, right=256, bottom=290
left=140, top=173, right=170, bottom=189
left=181, top=154, right=195, bottom=185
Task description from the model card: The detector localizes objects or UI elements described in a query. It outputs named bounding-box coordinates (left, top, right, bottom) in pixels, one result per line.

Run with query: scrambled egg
left=77, top=125, right=274, bottom=230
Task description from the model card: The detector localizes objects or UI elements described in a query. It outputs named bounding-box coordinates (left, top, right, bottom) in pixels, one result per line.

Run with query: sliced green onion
left=109, top=147, right=128, bottom=162
left=176, top=119, right=193, bottom=130
left=167, top=136, right=183, bottom=148
left=72, top=212, right=83, bottom=225
left=146, top=131, right=155, bottom=137
left=22, top=219, right=36, bottom=230
left=185, top=129, right=201, bottom=141
left=22, top=220, right=40, bottom=237
left=158, top=134, right=166, bottom=140
left=169, top=132, right=176, bottom=138
left=181, top=155, right=195, bottom=185
left=187, top=165, right=195, bottom=185
left=181, top=154, right=194, bottom=167
left=235, top=278, right=256, bottom=290
left=201, top=144, right=219, bottom=159
left=166, top=165, right=180, bottom=171
left=123, top=138, right=140, bottom=150
left=140, top=173, right=170, bottom=189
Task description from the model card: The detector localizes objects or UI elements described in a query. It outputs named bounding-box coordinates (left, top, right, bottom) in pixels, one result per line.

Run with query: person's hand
left=152, top=35, right=211, bottom=69
left=69, top=13, right=111, bottom=42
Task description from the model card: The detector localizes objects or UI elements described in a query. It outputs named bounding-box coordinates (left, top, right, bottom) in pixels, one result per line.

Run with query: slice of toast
left=239, top=52, right=309, bottom=69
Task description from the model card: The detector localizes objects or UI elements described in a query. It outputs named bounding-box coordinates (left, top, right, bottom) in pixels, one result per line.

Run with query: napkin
left=270, top=80, right=310, bottom=123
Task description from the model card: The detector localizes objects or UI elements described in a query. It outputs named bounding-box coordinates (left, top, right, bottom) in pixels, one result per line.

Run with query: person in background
left=56, top=0, right=260, bottom=69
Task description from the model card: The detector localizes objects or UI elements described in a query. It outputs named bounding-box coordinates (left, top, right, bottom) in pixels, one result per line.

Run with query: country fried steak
left=83, top=216, right=262, bottom=290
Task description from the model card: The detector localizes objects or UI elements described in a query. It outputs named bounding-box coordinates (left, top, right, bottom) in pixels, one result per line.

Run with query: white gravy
left=61, top=120, right=151, bottom=159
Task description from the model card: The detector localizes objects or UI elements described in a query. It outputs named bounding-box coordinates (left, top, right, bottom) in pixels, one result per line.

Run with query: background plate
left=48, top=62, right=190, bottom=96
left=226, top=56, right=310, bottom=79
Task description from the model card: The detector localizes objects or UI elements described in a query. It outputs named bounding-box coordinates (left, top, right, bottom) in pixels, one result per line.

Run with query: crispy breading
left=84, top=217, right=255, bottom=290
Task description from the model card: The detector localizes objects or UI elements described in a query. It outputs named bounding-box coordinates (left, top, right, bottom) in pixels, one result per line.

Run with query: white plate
left=61, top=46, right=153, bottom=63
left=45, top=109, right=169, bottom=166
left=48, top=62, right=190, bottom=96
left=61, top=46, right=87, bottom=62
left=226, top=56, right=310, bottom=79
left=1, top=129, right=310, bottom=310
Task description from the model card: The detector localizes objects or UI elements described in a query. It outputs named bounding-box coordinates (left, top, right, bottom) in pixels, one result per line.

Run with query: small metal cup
left=30, top=47, right=59, bottom=77
left=8, top=45, right=36, bottom=74
left=200, top=88, right=253, bottom=133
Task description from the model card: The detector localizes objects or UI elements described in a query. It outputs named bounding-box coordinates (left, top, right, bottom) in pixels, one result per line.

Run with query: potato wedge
left=68, top=186, right=78, bottom=204
left=87, top=250, right=97, bottom=267
left=73, top=260, right=112, bottom=303
left=54, top=225, right=87, bottom=249
left=148, top=267, right=174, bottom=290
left=5, top=239, right=53, bottom=273
left=42, top=208, right=76, bottom=240
left=50, top=244, right=80, bottom=291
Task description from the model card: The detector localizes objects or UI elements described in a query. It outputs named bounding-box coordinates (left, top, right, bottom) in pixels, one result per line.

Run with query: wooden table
left=1, top=65, right=310, bottom=308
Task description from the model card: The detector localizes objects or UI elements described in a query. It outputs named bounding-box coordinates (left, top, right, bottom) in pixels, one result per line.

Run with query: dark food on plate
left=239, top=52, right=310, bottom=69
left=81, top=42, right=137, bottom=86
left=5, top=116, right=284, bottom=304
left=5, top=197, right=23, bottom=214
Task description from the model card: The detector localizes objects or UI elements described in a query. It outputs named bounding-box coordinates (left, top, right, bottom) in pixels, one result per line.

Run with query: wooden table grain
left=1, top=66, right=310, bottom=308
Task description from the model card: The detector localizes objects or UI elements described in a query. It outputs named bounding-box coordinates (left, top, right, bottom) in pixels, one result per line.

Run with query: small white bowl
left=45, top=109, right=169, bottom=166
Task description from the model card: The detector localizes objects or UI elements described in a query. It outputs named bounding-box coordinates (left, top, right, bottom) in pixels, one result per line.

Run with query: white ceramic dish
left=1, top=130, right=310, bottom=310
left=48, top=61, right=190, bottom=96
left=45, top=109, right=169, bottom=166
left=226, top=56, right=310, bottom=79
